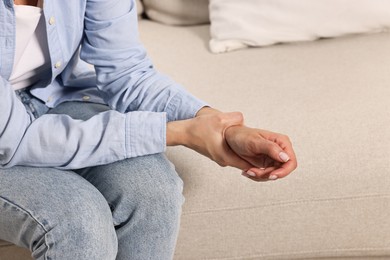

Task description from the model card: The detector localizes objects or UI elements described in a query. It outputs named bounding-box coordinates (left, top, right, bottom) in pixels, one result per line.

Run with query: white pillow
left=209, top=0, right=390, bottom=53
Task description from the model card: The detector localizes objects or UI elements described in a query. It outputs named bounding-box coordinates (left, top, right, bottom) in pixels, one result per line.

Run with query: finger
left=264, top=156, right=276, bottom=168
left=238, top=154, right=280, bottom=170
left=255, top=139, right=290, bottom=164
left=241, top=172, right=269, bottom=182
left=274, top=135, right=297, bottom=170
left=243, top=140, right=296, bottom=179
left=218, top=143, right=254, bottom=170
left=226, top=154, right=253, bottom=170
left=267, top=159, right=297, bottom=179
left=273, top=141, right=298, bottom=178
left=239, top=155, right=267, bottom=169
left=247, top=166, right=274, bottom=176
left=264, top=151, right=297, bottom=179
left=274, top=134, right=293, bottom=149
left=243, top=166, right=278, bottom=179
left=241, top=169, right=280, bottom=182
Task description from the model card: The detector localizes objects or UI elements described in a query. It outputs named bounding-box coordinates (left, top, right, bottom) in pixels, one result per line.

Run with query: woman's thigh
left=0, top=166, right=117, bottom=259
left=76, top=153, right=184, bottom=223
left=76, top=153, right=185, bottom=260
left=49, top=101, right=185, bottom=258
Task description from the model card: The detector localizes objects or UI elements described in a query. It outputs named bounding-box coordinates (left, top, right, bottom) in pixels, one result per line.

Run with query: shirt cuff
left=166, top=87, right=209, bottom=122
left=125, top=111, right=167, bottom=158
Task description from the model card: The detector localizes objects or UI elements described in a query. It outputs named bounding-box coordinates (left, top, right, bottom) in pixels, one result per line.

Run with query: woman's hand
left=167, top=107, right=297, bottom=181
left=224, top=126, right=297, bottom=181
left=167, top=110, right=253, bottom=170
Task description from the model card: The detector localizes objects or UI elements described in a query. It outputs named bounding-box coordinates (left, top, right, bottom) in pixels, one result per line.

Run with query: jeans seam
left=0, top=196, right=49, bottom=232
left=0, top=196, right=53, bottom=259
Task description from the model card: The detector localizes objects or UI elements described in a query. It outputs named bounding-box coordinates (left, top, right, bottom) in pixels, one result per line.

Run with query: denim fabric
left=0, top=99, right=184, bottom=260
left=15, top=90, right=49, bottom=119
left=0, top=0, right=207, bottom=169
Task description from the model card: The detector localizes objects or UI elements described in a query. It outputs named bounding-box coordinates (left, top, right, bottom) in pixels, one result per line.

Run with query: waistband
left=15, top=89, right=49, bottom=120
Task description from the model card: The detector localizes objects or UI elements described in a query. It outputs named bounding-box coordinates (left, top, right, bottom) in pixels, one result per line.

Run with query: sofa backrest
left=139, top=0, right=210, bottom=25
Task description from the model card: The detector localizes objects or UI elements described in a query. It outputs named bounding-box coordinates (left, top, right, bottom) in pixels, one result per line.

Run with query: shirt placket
left=0, top=0, right=15, bottom=80
left=40, top=0, right=64, bottom=105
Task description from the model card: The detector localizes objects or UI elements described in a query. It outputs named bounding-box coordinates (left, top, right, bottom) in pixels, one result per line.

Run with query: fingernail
left=279, top=152, right=290, bottom=162
left=246, top=170, right=257, bottom=177
left=269, top=175, right=278, bottom=180
left=242, top=170, right=256, bottom=177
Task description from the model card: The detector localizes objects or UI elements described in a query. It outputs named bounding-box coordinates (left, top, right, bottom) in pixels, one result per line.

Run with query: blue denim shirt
left=0, top=0, right=207, bottom=169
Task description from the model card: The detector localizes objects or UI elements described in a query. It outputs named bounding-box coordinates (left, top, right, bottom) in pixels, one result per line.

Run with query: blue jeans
left=0, top=91, right=184, bottom=260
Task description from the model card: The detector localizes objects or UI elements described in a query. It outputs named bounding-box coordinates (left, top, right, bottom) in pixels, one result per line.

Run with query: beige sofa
left=2, top=2, right=390, bottom=260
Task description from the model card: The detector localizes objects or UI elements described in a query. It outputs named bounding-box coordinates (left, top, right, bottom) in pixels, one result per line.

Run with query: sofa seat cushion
left=0, top=240, right=31, bottom=259
left=139, top=20, right=390, bottom=259
left=0, top=240, right=11, bottom=246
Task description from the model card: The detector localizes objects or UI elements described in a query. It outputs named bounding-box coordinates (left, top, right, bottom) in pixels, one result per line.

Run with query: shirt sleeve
left=0, top=77, right=166, bottom=169
left=80, top=0, right=208, bottom=121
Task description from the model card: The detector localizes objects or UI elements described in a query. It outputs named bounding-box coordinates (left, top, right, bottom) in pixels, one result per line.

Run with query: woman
left=0, top=0, right=297, bottom=259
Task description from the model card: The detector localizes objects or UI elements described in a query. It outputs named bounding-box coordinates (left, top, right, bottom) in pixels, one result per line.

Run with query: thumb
left=258, top=140, right=290, bottom=163
left=222, top=143, right=254, bottom=170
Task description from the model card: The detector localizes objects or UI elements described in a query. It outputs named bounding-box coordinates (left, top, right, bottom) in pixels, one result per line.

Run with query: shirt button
left=54, top=61, right=62, bottom=69
left=48, top=16, right=55, bottom=25
left=82, top=96, right=90, bottom=101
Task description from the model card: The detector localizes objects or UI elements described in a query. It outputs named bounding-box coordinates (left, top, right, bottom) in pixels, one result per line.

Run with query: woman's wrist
left=195, top=106, right=221, bottom=117
left=167, top=106, right=221, bottom=147
left=166, top=120, right=190, bottom=147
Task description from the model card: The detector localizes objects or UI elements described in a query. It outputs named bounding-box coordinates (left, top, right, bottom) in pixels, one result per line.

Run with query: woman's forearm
left=167, top=106, right=221, bottom=147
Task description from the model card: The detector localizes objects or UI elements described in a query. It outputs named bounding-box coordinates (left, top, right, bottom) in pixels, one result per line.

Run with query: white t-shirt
left=9, top=2, right=51, bottom=90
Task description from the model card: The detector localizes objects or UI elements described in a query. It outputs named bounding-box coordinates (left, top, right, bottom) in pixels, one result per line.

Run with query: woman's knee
left=97, top=154, right=185, bottom=226
left=0, top=167, right=118, bottom=259
left=43, top=179, right=118, bottom=259
left=134, top=154, right=184, bottom=207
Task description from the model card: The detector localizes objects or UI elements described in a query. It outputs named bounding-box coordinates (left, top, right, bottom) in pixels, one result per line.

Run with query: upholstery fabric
left=0, top=241, right=31, bottom=259
left=136, top=0, right=143, bottom=16
left=1, top=20, right=390, bottom=260
left=141, top=21, right=390, bottom=259
left=209, top=0, right=390, bottom=53
left=142, top=0, right=209, bottom=25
